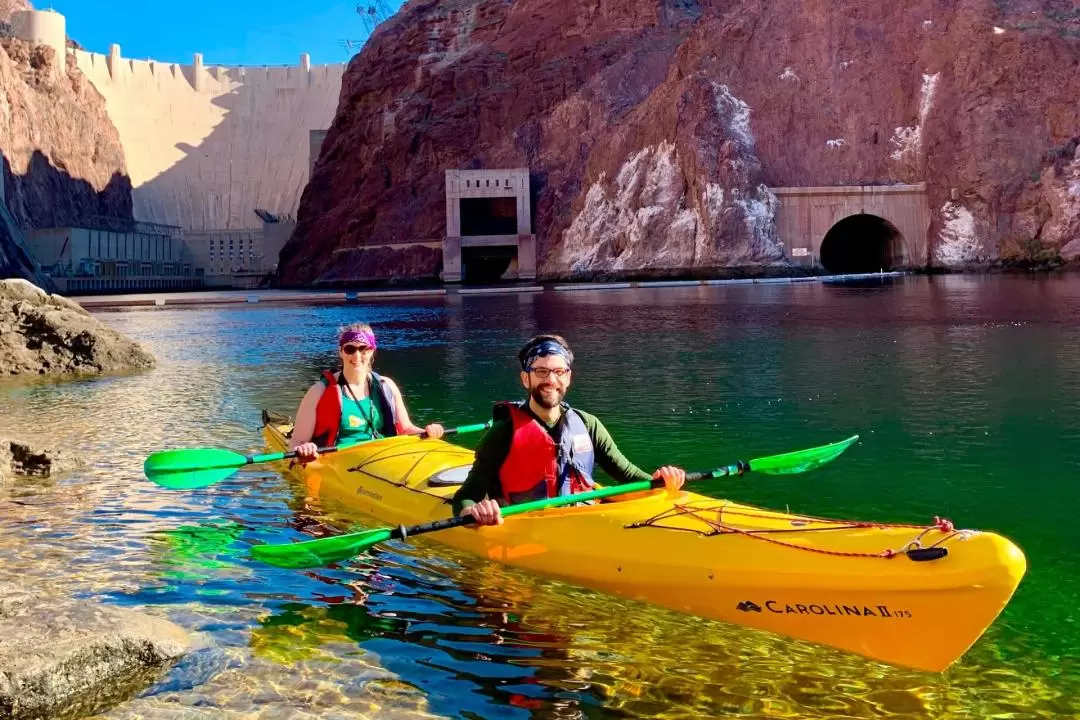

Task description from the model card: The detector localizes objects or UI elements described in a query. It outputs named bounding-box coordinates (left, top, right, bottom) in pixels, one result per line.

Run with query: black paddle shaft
left=390, top=513, right=478, bottom=542
left=389, top=461, right=751, bottom=541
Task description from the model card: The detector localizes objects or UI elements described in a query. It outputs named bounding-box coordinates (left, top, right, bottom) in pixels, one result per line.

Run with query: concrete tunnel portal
left=819, top=214, right=906, bottom=274
left=771, top=185, right=927, bottom=275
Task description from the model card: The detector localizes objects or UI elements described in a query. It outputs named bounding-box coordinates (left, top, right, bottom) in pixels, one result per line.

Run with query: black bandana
left=522, top=340, right=571, bottom=370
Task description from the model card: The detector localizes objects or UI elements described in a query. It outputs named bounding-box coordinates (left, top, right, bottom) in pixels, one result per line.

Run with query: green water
left=0, top=274, right=1077, bottom=718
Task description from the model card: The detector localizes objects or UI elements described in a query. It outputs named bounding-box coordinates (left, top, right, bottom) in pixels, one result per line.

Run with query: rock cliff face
left=0, top=37, right=132, bottom=230
left=0, top=0, right=30, bottom=22
left=0, top=2, right=132, bottom=288
left=281, top=0, right=1080, bottom=283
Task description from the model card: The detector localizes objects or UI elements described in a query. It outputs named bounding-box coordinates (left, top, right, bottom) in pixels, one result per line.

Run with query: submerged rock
left=0, top=588, right=191, bottom=720
left=0, top=436, right=85, bottom=486
left=0, top=279, right=155, bottom=376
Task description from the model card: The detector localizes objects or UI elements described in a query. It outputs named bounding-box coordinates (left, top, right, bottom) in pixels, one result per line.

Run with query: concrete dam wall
left=73, top=46, right=344, bottom=231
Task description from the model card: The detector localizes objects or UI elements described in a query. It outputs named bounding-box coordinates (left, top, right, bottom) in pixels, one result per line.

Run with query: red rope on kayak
left=627, top=502, right=968, bottom=560
left=704, top=504, right=899, bottom=559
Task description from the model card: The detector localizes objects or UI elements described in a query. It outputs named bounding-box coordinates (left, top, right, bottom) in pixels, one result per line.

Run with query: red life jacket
left=497, top=401, right=595, bottom=504
left=312, top=370, right=399, bottom=446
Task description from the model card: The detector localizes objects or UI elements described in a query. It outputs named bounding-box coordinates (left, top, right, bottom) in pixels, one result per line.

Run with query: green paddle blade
left=250, top=527, right=394, bottom=569
left=144, top=419, right=490, bottom=491
left=143, top=447, right=251, bottom=489
left=748, top=434, right=859, bottom=475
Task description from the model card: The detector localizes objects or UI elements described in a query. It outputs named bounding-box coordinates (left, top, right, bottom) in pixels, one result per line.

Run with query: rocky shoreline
left=0, top=274, right=178, bottom=719
left=0, top=279, right=155, bottom=376
left=0, top=436, right=192, bottom=720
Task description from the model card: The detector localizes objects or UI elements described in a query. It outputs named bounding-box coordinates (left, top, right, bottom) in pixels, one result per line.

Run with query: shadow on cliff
left=131, top=86, right=258, bottom=232
left=132, top=67, right=337, bottom=247
left=2, top=150, right=132, bottom=230
left=1, top=151, right=132, bottom=290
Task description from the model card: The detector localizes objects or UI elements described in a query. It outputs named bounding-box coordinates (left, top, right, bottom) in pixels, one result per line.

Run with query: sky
left=48, top=1, right=403, bottom=66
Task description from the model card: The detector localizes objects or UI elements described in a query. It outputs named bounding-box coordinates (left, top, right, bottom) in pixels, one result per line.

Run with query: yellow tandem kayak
left=259, top=410, right=1026, bottom=673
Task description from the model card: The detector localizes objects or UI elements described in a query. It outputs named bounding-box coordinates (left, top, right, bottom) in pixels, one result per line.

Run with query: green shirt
left=339, top=393, right=383, bottom=442
left=321, top=375, right=385, bottom=443
left=450, top=405, right=652, bottom=515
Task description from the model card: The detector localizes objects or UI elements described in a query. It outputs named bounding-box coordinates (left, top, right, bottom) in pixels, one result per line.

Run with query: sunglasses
left=341, top=344, right=372, bottom=355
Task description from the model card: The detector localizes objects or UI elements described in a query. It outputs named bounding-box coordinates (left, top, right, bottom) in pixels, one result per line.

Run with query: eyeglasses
left=342, top=344, right=372, bottom=355
left=527, top=366, right=571, bottom=380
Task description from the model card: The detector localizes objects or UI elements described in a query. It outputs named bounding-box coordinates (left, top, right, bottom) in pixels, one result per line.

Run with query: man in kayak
left=451, top=334, right=685, bottom=525
left=290, top=323, right=444, bottom=462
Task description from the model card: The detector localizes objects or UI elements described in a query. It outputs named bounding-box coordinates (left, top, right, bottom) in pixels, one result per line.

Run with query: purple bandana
left=339, top=329, right=377, bottom=349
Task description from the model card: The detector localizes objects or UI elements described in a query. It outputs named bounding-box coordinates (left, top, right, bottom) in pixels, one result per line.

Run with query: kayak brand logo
left=355, top=486, right=383, bottom=502
left=736, top=600, right=913, bottom=618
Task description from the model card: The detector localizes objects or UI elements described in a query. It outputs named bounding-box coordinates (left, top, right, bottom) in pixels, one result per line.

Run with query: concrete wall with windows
left=29, top=226, right=194, bottom=281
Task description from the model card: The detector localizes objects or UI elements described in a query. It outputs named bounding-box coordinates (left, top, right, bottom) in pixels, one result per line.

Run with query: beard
left=530, top=383, right=565, bottom=409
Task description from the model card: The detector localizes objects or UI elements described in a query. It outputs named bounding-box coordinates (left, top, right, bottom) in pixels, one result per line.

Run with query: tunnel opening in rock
left=819, top=214, right=905, bottom=274
left=461, top=245, right=515, bottom=285
left=459, top=197, right=517, bottom=236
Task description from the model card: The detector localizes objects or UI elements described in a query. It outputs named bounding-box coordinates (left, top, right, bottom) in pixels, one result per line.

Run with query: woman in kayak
left=289, top=323, right=444, bottom=462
